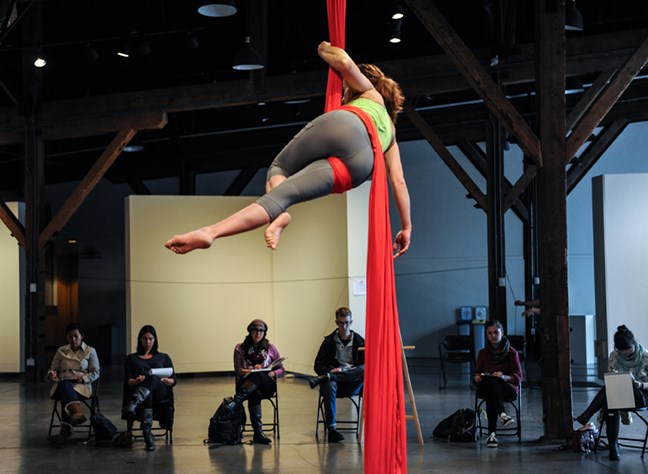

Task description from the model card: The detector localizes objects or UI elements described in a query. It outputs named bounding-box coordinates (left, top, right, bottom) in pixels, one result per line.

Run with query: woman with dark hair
left=122, top=325, right=176, bottom=451
left=473, top=320, right=523, bottom=449
left=165, top=41, right=411, bottom=258
left=224, top=319, right=285, bottom=444
left=575, top=325, right=648, bottom=460
left=47, top=322, right=100, bottom=443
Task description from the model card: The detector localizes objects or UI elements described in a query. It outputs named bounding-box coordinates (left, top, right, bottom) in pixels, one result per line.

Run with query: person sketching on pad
left=165, top=41, right=411, bottom=259
left=223, top=319, right=285, bottom=444
left=574, top=325, right=648, bottom=460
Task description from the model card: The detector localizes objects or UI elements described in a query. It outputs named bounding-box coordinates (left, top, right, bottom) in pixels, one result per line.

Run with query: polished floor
left=2, top=360, right=647, bottom=474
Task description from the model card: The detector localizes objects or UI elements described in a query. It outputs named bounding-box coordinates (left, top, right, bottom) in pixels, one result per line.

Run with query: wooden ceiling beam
left=38, top=128, right=136, bottom=248
left=405, top=0, right=542, bottom=166
left=567, top=31, right=648, bottom=159
left=0, top=30, right=644, bottom=145
left=0, top=201, right=25, bottom=247
left=403, top=101, right=487, bottom=211
left=566, top=119, right=628, bottom=193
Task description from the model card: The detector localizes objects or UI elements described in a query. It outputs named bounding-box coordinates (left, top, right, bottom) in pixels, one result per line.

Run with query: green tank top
left=346, top=97, right=393, bottom=152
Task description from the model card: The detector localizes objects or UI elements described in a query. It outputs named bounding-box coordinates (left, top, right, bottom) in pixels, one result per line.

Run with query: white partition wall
left=126, top=184, right=370, bottom=374
left=593, top=174, right=648, bottom=377
left=0, top=202, right=23, bottom=373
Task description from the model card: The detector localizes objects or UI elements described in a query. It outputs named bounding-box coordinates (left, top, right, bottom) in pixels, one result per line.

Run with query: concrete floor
left=2, top=360, right=647, bottom=473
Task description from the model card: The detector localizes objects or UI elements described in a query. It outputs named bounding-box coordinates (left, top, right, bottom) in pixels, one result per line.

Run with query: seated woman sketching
left=122, top=325, right=176, bottom=451
left=574, top=325, right=648, bottom=460
left=473, top=320, right=522, bottom=449
left=223, top=319, right=285, bottom=444
left=47, top=322, right=100, bottom=444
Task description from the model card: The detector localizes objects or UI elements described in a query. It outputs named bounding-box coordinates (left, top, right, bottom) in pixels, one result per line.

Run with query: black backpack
left=91, top=412, right=120, bottom=444
left=206, top=397, right=246, bottom=445
left=432, top=408, right=476, bottom=442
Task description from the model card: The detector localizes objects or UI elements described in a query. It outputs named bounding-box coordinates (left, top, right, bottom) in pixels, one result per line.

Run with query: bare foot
left=165, top=228, right=214, bottom=254
left=264, top=213, right=292, bottom=250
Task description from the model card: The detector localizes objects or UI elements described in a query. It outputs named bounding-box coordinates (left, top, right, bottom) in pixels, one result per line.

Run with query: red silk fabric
left=342, top=105, right=407, bottom=474
left=325, top=2, right=407, bottom=471
left=327, top=157, right=352, bottom=193
left=324, top=0, right=346, bottom=113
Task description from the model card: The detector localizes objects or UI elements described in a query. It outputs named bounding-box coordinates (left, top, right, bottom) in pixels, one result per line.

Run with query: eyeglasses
left=335, top=320, right=352, bottom=327
left=251, top=327, right=266, bottom=333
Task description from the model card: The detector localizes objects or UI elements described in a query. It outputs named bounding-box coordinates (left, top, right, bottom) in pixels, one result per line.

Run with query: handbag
left=571, top=422, right=599, bottom=452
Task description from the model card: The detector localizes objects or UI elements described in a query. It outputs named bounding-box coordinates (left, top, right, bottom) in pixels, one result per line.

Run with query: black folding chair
left=47, top=379, right=100, bottom=441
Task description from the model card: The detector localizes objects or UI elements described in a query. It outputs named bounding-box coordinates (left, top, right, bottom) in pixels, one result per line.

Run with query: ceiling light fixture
left=33, top=50, right=46, bottom=68
left=117, top=42, right=130, bottom=58
left=232, top=36, right=264, bottom=71
left=198, top=0, right=237, bottom=17
left=392, top=1, right=404, bottom=20
left=389, top=20, right=402, bottom=44
left=123, top=135, right=144, bottom=153
left=565, top=0, right=584, bottom=31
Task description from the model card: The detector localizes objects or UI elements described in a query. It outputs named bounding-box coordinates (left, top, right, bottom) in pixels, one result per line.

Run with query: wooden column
left=535, top=0, right=573, bottom=439
left=485, top=114, right=508, bottom=326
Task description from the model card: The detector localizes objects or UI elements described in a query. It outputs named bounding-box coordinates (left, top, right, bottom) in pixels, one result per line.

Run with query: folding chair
left=595, top=407, right=648, bottom=458
left=47, top=379, right=100, bottom=441
left=315, top=391, right=363, bottom=441
left=125, top=387, right=174, bottom=444
left=508, top=335, right=527, bottom=385
left=439, top=335, right=474, bottom=389
left=474, top=383, right=522, bottom=442
left=242, top=388, right=280, bottom=439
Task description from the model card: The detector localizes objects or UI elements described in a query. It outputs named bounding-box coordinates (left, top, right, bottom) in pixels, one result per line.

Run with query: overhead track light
left=232, top=36, right=264, bottom=71
left=198, top=0, right=237, bottom=17
left=123, top=135, right=144, bottom=153
left=117, top=42, right=130, bottom=58
left=389, top=20, right=402, bottom=44
left=565, top=0, right=584, bottom=31
left=392, top=1, right=404, bottom=20
left=33, top=50, right=46, bottom=68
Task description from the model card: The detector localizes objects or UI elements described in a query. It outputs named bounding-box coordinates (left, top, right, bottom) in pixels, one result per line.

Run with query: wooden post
left=535, top=0, right=574, bottom=439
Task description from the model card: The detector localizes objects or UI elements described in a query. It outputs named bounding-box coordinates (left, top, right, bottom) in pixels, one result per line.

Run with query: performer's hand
left=393, top=229, right=411, bottom=259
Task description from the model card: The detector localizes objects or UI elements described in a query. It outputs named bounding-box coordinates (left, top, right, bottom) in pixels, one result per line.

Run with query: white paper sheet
left=604, top=372, right=636, bottom=409
left=149, top=367, right=173, bottom=377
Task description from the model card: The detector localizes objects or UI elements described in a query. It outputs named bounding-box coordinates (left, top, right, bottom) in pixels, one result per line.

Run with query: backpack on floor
left=432, top=408, right=476, bottom=442
left=570, top=422, right=599, bottom=452
left=206, top=397, right=246, bottom=445
left=91, top=412, right=120, bottom=444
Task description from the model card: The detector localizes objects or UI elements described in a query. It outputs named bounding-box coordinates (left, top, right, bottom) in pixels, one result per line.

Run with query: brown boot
left=49, top=424, right=72, bottom=444
left=65, top=401, right=87, bottom=426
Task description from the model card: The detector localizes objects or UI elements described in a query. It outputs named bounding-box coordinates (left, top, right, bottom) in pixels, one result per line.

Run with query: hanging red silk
left=325, top=1, right=407, bottom=472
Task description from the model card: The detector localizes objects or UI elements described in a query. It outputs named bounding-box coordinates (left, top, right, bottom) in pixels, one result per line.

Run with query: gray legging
left=255, top=109, right=375, bottom=220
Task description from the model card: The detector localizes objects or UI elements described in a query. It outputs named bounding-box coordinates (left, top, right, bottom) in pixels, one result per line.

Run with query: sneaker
left=499, top=412, right=514, bottom=427
left=486, top=432, right=498, bottom=448
left=327, top=427, right=345, bottom=443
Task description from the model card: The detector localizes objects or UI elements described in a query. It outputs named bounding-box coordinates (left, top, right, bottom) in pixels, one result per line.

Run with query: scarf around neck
left=487, top=336, right=510, bottom=364
left=615, top=341, right=645, bottom=373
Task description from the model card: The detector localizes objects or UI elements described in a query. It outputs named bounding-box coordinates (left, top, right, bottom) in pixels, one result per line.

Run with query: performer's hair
left=358, top=63, right=404, bottom=123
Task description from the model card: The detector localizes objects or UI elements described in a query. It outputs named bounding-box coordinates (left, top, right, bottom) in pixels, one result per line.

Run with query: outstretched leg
left=165, top=203, right=271, bottom=254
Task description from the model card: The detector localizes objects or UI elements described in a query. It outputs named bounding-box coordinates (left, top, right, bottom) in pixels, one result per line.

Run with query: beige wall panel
left=0, top=202, right=22, bottom=372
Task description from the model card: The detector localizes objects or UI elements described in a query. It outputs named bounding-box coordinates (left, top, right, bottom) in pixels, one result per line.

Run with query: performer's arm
left=385, top=141, right=411, bottom=258
left=317, top=41, right=378, bottom=98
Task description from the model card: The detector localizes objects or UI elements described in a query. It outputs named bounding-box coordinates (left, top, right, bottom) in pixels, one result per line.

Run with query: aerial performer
left=164, top=41, right=411, bottom=259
